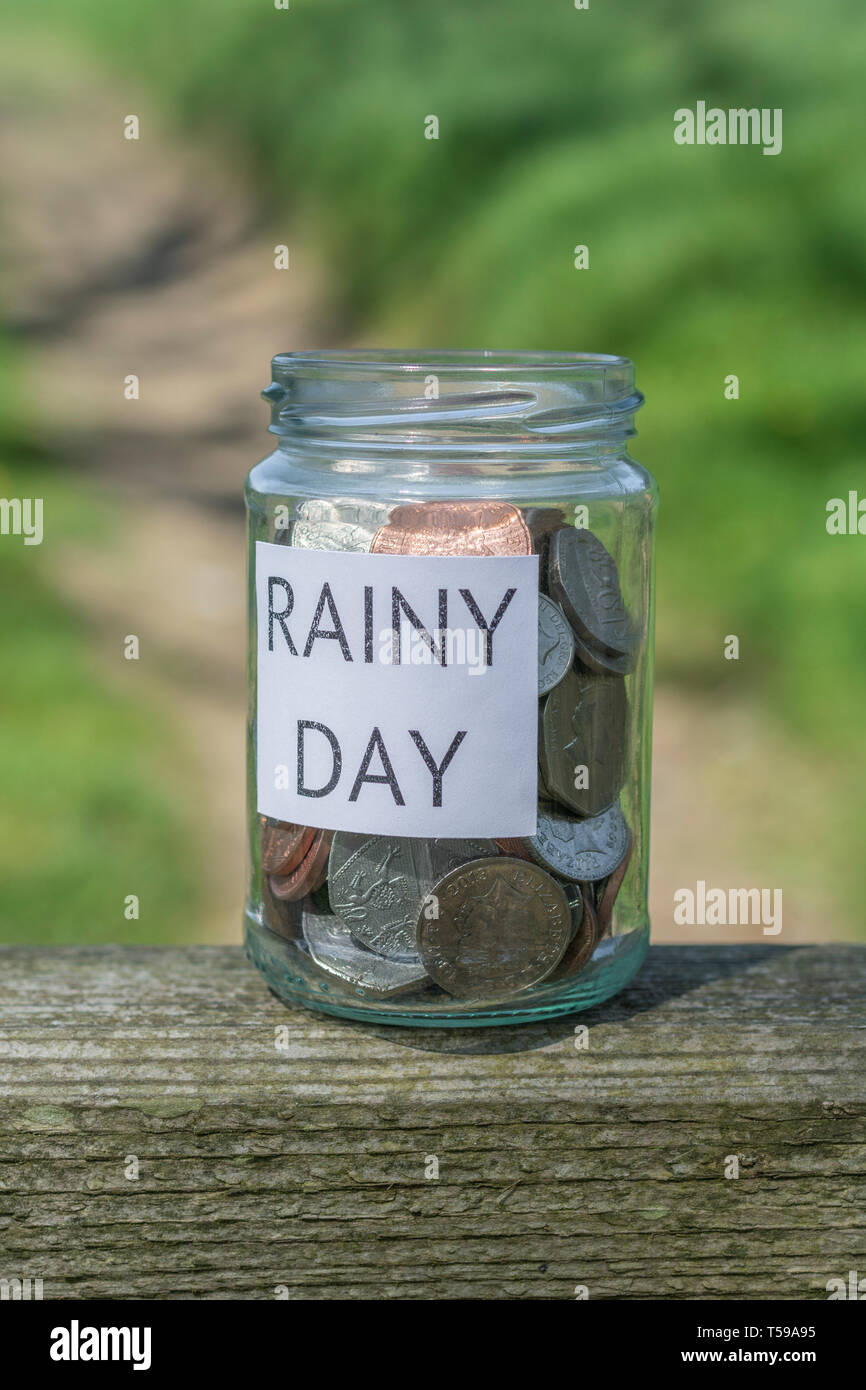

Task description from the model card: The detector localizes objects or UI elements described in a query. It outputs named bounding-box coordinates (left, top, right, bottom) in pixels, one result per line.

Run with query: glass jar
left=244, top=351, right=656, bottom=1026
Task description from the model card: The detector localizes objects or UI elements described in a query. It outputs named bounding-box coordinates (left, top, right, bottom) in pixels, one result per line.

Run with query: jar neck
left=263, top=351, right=642, bottom=470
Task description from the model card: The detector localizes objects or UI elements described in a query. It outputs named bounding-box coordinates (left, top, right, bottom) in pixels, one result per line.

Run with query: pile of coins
left=258, top=499, right=637, bottom=1004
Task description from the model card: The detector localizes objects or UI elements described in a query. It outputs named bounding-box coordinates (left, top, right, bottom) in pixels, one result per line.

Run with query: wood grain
left=0, top=945, right=864, bottom=1300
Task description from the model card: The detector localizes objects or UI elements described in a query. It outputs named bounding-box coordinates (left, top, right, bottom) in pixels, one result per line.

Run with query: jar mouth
left=264, top=350, right=642, bottom=461
left=272, top=349, right=631, bottom=373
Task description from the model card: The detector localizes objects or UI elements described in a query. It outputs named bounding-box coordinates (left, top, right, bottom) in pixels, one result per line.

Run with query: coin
left=328, top=834, right=499, bottom=957
left=595, top=827, right=634, bottom=936
left=494, top=837, right=534, bottom=861
left=567, top=880, right=585, bottom=938
left=540, top=668, right=627, bottom=816
left=260, top=816, right=316, bottom=875
left=524, top=803, right=630, bottom=882
left=550, top=882, right=598, bottom=978
left=289, top=498, right=390, bottom=552
left=524, top=506, right=567, bottom=546
left=291, top=519, right=377, bottom=551
left=268, top=830, right=332, bottom=901
left=260, top=874, right=302, bottom=942
left=571, top=627, right=636, bottom=677
left=295, top=498, right=391, bottom=525
left=416, top=857, right=571, bottom=999
left=537, top=753, right=556, bottom=804
left=524, top=506, right=567, bottom=587
left=537, top=594, right=575, bottom=696
left=549, top=527, right=639, bottom=658
left=302, top=914, right=430, bottom=999
left=371, top=500, right=532, bottom=556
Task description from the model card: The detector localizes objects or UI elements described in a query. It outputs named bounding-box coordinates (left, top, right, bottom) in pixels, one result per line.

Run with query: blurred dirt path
left=1, top=45, right=846, bottom=945
left=1, top=47, right=330, bottom=941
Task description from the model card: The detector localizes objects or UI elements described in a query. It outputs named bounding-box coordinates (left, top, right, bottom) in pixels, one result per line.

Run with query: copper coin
left=260, top=875, right=302, bottom=942
left=595, top=828, right=633, bottom=937
left=494, top=837, right=534, bottom=861
left=551, top=883, right=599, bottom=979
left=260, top=816, right=316, bottom=875
left=268, top=830, right=332, bottom=902
left=371, top=500, right=532, bottom=556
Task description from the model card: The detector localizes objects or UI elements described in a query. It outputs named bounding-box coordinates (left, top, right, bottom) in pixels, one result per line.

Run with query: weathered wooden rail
left=0, top=944, right=863, bottom=1300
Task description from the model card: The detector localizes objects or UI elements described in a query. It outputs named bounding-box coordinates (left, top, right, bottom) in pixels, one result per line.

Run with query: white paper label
left=255, top=540, right=539, bottom=837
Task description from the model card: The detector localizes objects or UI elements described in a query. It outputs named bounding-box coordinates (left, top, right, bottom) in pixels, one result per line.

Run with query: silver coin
left=540, top=667, right=627, bottom=816
left=416, top=857, right=571, bottom=1000
left=572, top=626, right=636, bottom=676
left=549, top=527, right=639, bottom=658
left=537, top=594, right=575, bottom=696
left=290, top=498, right=391, bottom=551
left=524, top=803, right=630, bottom=882
left=290, top=519, right=376, bottom=552
left=295, top=498, right=392, bottom=525
left=328, top=834, right=499, bottom=957
left=302, top=913, right=429, bottom=998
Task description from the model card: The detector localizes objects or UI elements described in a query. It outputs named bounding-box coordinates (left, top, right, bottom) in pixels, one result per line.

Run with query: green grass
left=0, top=449, right=200, bottom=944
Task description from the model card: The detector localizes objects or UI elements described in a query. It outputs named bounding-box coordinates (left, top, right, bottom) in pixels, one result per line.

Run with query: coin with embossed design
left=416, top=857, right=571, bottom=999
left=328, top=834, right=499, bottom=958
left=288, top=498, right=390, bottom=551
left=549, top=527, right=639, bottom=658
left=290, top=519, right=375, bottom=551
left=540, top=668, right=627, bottom=815
left=371, top=500, right=532, bottom=557
left=302, top=913, right=430, bottom=998
left=537, top=594, right=575, bottom=696
left=524, top=803, right=630, bottom=883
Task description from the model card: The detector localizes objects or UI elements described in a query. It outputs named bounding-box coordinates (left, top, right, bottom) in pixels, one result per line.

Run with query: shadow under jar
left=244, top=350, right=657, bottom=1026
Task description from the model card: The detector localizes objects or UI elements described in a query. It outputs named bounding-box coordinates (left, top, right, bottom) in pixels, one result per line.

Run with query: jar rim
left=264, top=350, right=642, bottom=461
left=272, top=349, right=632, bottom=374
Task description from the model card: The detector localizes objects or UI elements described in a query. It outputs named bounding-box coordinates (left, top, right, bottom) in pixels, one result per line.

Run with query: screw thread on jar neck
left=264, top=351, right=643, bottom=468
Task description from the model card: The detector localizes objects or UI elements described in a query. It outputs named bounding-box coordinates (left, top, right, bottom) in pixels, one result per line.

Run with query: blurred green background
left=0, top=0, right=863, bottom=944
